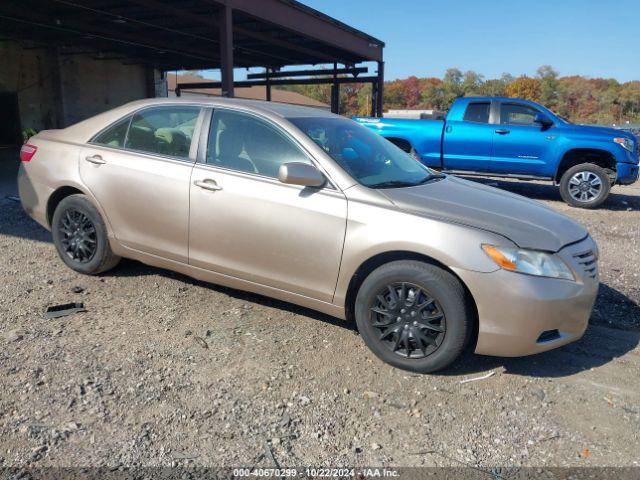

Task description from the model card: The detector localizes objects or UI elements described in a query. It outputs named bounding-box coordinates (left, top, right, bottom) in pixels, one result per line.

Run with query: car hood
left=569, top=123, right=632, bottom=139
left=381, top=175, right=588, bottom=252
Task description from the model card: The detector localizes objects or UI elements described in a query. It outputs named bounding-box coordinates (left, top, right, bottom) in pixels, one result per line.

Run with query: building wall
left=0, top=41, right=156, bottom=134
left=0, top=42, right=59, bottom=132
left=58, top=54, right=150, bottom=126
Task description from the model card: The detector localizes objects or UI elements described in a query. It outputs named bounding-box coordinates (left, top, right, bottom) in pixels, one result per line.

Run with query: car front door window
left=206, top=109, right=311, bottom=178
left=500, top=104, right=538, bottom=126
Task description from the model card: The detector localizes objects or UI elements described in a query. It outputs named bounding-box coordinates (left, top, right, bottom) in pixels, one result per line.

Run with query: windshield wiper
left=368, top=180, right=418, bottom=189
left=415, top=173, right=446, bottom=185
left=369, top=173, right=446, bottom=189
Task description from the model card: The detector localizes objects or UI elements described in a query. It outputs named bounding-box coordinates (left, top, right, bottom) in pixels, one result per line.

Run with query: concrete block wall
left=0, top=41, right=157, bottom=132
left=0, top=42, right=59, bottom=132
left=57, top=53, right=150, bottom=126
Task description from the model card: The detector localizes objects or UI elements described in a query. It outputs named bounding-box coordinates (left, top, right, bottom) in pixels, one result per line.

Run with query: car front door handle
left=194, top=179, right=223, bottom=191
left=85, top=154, right=106, bottom=164
left=495, top=129, right=510, bottom=135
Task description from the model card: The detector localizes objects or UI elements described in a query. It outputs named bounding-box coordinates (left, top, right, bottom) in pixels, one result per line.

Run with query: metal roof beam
left=126, top=0, right=338, bottom=63
left=247, top=66, right=368, bottom=80
left=214, top=0, right=383, bottom=62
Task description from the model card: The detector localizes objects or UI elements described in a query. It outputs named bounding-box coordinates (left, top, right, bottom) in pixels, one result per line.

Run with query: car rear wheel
left=51, top=194, right=120, bottom=275
left=559, top=163, right=611, bottom=209
left=354, top=260, right=471, bottom=373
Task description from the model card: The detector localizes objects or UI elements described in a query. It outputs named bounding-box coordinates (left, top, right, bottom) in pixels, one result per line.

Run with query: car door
left=188, top=108, right=347, bottom=303
left=442, top=101, right=494, bottom=172
left=489, top=102, right=552, bottom=175
left=80, top=105, right=203, bottom=263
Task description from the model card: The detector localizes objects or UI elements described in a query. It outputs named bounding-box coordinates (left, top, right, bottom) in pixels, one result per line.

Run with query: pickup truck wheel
left=354, top=261, right=470, bottom=373
left=51, top=194, right=121, bottom=275
left=559, top=163, right=611, bottom=209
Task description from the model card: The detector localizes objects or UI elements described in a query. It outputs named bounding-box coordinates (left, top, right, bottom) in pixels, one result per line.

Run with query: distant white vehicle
left=384, top=109, right=446, bottom=120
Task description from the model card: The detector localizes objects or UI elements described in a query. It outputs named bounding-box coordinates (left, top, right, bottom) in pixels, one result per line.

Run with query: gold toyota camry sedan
left=18, top=98, right=599, bottom=372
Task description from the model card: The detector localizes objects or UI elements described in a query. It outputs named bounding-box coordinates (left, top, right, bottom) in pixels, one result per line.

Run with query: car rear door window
left=125, top=106, right=200, bottom=159
left=92, top=117, right=131, bottom=148
left=206, top=109, right=311, bottom=178
left=500, top=103, right=538, bottom=126
left=463, top=102, right=490, bottom=123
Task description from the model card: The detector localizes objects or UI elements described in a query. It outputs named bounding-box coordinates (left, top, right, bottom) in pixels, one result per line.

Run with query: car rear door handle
left=495, top=129, right=510, bottom=135
left=85, top=154, right=106, bottom=164
left=194, top=179, right=223, bottom=191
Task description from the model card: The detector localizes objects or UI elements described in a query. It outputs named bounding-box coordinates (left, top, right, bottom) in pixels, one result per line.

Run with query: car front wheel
left=354, top=260, right=471, bottom=373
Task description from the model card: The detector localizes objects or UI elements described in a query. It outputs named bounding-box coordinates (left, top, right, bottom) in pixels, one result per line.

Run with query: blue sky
left=299, top=0, right=640, bottom=82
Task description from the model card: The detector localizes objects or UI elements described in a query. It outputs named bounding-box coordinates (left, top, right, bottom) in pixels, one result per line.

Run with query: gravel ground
left=1, top=152, right=639, bottom=469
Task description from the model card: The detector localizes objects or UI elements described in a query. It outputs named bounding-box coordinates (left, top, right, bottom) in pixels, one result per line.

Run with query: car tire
left=559, top=163, right=611, bottom=209
left=354, top=260, right=471, bottom=373
left=51, top=194, right=120, bottom=275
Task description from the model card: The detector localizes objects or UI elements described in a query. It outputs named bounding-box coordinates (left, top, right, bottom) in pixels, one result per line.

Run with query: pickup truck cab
left=355, top=97, right=639, bottom=208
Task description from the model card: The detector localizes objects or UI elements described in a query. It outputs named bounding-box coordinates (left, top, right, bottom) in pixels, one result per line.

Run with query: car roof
left=54, top=96, right=343, bottom=145
left=121, top=96, right=339, bottom=119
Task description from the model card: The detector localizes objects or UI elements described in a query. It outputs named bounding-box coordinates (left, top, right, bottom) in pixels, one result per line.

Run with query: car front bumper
left=616, top=161, right=639, bottom=185
left=453, top=236, right=599, bottom=357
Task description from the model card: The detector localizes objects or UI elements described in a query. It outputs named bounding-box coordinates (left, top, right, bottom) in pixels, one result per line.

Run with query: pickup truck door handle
left=194, top=179, right=223, bottom=191
left=85, top=154, right=106, bottom=165
left=495, top=129, right=510, bottom=135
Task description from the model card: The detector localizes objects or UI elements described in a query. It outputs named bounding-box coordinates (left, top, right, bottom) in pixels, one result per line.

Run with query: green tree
left=536, top=65, right=559, bottom=109
left=479, top=79, right=507, bottom=97
left=420, top=78, right=445, bottom=110
left=442, top=68, right=464, bottom=109
left=461, top=70, right=484, bottom=95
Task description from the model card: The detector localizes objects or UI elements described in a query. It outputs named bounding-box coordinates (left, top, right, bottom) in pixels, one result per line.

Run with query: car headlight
left=614, top=137, right=635, bottom=152
left=482, top=244, right=575, bottom=281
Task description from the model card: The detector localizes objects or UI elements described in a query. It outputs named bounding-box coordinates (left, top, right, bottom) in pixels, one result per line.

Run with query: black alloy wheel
left=58, top=208, right=98, bottom=263
left=354, top=260, right=471, bottom=373
left=370, top=282, right=446, bottom=359
left=51, top=194, right=120, bottom=275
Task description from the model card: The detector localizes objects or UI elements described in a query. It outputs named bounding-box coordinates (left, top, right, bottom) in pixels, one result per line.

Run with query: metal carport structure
left=0, top=0, right=385, bottom=115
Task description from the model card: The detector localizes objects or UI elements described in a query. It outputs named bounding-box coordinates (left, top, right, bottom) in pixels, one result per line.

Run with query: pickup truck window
left=463, top=102, right=490, bottom=123
left=500, top=103, right=539, bottom=126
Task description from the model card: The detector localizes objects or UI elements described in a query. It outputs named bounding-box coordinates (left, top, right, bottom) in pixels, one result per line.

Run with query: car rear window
left=463, top=102, right=490, bottom=123
left=92, top=117, right=130, bottom=148
left=125, top=106, right=200, bottom=159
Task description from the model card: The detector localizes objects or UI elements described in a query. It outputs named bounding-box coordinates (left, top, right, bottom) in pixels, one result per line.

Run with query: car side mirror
left=534, top=113, right=553, bottom=128
left=278, top=162, right=326, bottom=188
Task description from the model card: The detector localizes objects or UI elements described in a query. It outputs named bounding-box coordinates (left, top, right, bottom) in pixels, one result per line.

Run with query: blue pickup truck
left=355, top=97, right=639, bottom=208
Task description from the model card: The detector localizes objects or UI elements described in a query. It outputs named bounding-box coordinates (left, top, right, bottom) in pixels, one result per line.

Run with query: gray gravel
left=1, top=155, right=639, bottom=468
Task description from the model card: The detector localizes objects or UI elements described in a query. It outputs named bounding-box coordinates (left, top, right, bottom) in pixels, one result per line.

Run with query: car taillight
left=20, top=144, right=38, bottom=162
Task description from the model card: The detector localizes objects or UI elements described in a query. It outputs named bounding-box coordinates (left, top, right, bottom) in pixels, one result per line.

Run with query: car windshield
left=288, top=116, right=442, bottom=188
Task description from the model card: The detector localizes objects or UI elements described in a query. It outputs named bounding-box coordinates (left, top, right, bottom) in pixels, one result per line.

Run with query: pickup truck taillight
left=20, top=144, right=38, bottom=162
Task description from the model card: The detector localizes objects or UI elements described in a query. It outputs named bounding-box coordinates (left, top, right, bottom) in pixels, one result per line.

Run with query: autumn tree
left=402, top=76, right=422, bottom=108
left=277, top=66, right=640, bottom=125
left=505, top=76, right=541, bottom=102
left=619, top=81, right=640, bottom=121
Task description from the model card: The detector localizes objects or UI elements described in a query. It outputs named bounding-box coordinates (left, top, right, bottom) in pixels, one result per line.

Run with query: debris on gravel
left=1, top=177, right=639, bottom=468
